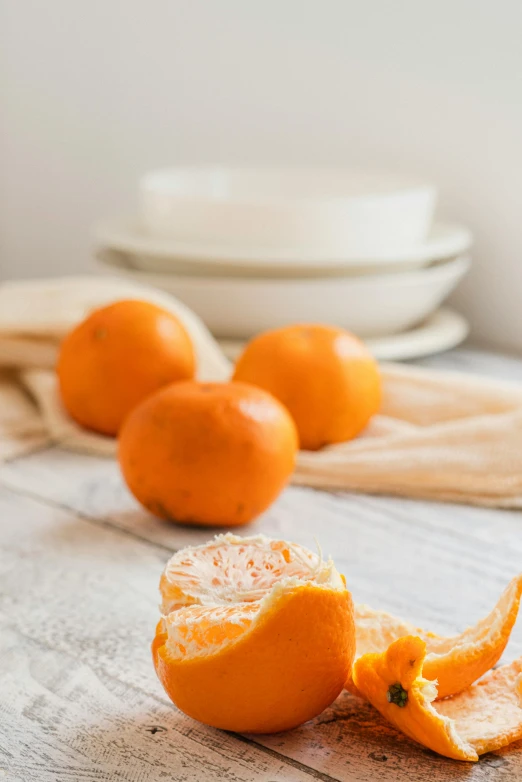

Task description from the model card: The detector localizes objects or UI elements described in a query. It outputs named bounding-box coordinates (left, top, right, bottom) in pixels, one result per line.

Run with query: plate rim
left=218, top=308, right=470, bottom=362
left=96, top=249, right=471, bottom=288
left=93, top=218, right=473, bottom=268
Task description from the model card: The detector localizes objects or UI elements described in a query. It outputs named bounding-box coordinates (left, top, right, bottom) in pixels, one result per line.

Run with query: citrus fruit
left=152, top=534, right=355, bottom=732
left=353, top=635, right=522, bottom=761
left=118, top=381, right=298, bottom=526
left=57, top=299, right=195, bottom=435
left=348, top=574, right=522, bottom=699
left=232, top=324, right=381, bottom=450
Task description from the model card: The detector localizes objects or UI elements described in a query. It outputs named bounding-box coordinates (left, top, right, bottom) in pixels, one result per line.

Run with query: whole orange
left=57, top=299, right=195, bottom=436
left=118, top=381, right=298, bottom=526
left=232, top=324, right=381, bottom=450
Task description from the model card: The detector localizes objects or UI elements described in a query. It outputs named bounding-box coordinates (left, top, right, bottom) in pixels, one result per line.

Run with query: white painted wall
left=2, top=0, right=522, bottom=352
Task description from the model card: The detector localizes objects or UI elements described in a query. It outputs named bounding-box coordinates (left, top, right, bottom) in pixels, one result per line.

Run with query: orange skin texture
left=347, top=574, right=522, bottom=699
left=118, top=381, right=298, bottom=526
left=232, top=324, right=381, bottom=450
left=422, top=577, right=522, bottom=698
left=353, top=636, right=478, bottom=761
left=353, top=633, right=522, bottom=761
left=57, top=299, right=195, bottom=436
left=153, top=584, right=355, bottom=733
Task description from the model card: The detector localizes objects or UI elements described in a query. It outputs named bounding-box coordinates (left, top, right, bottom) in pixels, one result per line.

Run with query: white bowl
left=140, top=167, right=436, bottom=256
left=96, top=251, right=470, bottom=340
left=94, top=219, right=472, bottom=278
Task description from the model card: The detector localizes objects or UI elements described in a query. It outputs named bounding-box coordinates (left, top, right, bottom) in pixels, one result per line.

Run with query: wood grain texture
left=0, top=622, right=319, bottom=782
left=0, top=487, right=325, bottom=782
left=3, top=448, right=522, bottom=644
left=1, top=348, right=522, bottom=780
left=1, top=482, right=520, bottom=782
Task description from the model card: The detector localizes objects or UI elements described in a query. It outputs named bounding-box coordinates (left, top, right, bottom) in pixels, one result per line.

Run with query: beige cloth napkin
left=1, top=276, right=521, bottom=508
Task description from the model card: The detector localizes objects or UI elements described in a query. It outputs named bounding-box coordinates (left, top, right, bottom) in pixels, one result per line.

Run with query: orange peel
left=352, top=635, right=522, bottom=761
left=152, top=534, right=355, bottom=733
left=348, top=574, right=522, bottom=699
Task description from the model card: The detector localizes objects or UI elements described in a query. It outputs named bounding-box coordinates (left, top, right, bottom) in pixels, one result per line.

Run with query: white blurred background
left=2, top=0, right=522, bottom=351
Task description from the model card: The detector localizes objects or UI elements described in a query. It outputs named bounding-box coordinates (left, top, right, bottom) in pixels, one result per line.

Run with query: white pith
left=414, top=676, right=477, bottom=760
left=354, top=577, right=522, bottom=760
left=159, top=533, right=345, bottom=660
left=435, top=658, right=522, bottom=753
left=354, top=574, right=522, bottom=664
left=424, top=575, right=521, bottom=661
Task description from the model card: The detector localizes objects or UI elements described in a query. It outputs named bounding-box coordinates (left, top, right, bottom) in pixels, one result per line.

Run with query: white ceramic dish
left=140, top=168, right=436, bottom=256
left=94, top=219, right=472, bottom=277
left=96, top=251, right=470, bottom=339
left=219, top=308, right=469, bottom=362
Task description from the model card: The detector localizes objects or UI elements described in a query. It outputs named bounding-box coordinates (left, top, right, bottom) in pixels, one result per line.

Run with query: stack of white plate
left=94, top=168, right=472, bottom=360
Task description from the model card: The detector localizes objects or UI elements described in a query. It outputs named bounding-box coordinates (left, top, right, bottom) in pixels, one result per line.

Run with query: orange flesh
left=160, top=536, right=320, bottom=612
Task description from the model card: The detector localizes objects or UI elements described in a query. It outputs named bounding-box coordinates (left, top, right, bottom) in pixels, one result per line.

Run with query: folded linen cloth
left=0, top=276, right=521, bottom=508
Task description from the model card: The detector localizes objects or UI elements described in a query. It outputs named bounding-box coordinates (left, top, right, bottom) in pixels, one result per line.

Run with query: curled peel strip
left=348, top=574, right=522, bottom=699
left=353, top=634, right=522, bottom=762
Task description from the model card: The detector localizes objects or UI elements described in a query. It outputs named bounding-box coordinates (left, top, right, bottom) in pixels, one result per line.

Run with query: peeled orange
left=152, top=534, right=355, bottom=732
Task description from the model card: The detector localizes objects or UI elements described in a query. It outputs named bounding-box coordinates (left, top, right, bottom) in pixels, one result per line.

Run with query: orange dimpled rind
left=152, top=534, right=356, bottom=733
left=232, top=323, right=381, bottom=450
left=152, top=534, right=522, bottom=761
left=58, top=299, right=195, bottom=435
left=119, top=382, right=298, bottom=527
left=353, top=634, right=522, bottom=761
left=348, top=574, right=522, bottom=699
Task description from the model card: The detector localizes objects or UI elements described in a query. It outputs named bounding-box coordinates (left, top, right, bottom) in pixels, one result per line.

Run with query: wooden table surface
left=2, top=348, right=522, bottom=782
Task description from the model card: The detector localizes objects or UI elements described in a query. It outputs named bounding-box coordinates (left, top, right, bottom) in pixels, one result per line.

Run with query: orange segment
left=160, top=534, right=320, bottom=611
left=164, top=602, right=260, bottom=656
left=349, top=574, right=522, bottom=698
left=353, top=635, right=522, bottom=761
left=153, top=534, right=356, bottom=733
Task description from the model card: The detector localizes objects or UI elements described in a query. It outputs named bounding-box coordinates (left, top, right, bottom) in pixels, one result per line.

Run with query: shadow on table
left=249, top=690, right=522, bottom=782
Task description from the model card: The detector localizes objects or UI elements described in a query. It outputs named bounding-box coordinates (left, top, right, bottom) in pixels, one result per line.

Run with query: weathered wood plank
left=1, top=484, right=520, bottom=781
left=255, top=691, right=522, bottom=781
left=2, top=446, right=522, bottom=646
left=0, top=621, right=322, bottom=782
left=0, top=487, right=331, bottom=782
